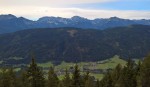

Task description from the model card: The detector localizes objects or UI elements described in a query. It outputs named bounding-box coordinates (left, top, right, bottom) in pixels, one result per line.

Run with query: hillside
left=0, top=25, right=150, bottom=64
left=0, top=14, right=150, bottom=34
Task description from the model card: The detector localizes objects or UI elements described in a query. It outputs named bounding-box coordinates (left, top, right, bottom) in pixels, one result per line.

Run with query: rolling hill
left=0, top=25, right=150, bottom=64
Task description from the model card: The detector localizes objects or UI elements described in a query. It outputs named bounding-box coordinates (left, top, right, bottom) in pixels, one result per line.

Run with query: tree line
left=0, top=54, right=150, bottom=87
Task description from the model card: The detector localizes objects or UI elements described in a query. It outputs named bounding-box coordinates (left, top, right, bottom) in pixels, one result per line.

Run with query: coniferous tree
left=95, top=79, right=100, bottom=87
left=0, top=68, right=9, bottom=87
left=62, top=69, right=71, bottom=87
left=72, top=64, right=82, bottom=87
left=47, top=67, right=59, bottom=87
left=83, top=71, right=94, bottom=87
left=136, top=61, right=142, bottom=87
left=0, top=68, right=18, bottom=87
left=141, top=54, right=150, bottom=87
left=100, top=71, right=113, bottom=87
left=19, top=70, right=30, bottom=87
left=116, top=59, right=137, bottom=87
left=84, top=78, right=94, bottom=87
left=82, top=71, right=89, bottom=87
left=26, top=57, right=45, bottom=87
left=111, top=64, right=122, bottom=87
left=58, top=81, right=65, bottom=87
left=7, top=68, right=18, bottom=87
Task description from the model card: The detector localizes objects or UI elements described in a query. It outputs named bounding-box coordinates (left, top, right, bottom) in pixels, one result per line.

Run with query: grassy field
left=55, top=55, right=127, bottom=70
left=37, top=55, right=130, bottom=80
left=0, top=55, right=139, bottom=80
left=38, top=61, right=53, bottom=68
left=95, top=55, right=127, bottom=69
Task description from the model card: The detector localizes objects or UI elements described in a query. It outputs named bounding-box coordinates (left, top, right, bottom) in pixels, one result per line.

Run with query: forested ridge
left=0, top=54, right=150, bottom=87
left=0, top=25, right=150, bottom=64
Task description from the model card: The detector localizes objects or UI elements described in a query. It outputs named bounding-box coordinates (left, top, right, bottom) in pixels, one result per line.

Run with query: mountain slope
left=0, top=14, right=150, bottom=34
left=0, top=25, right=150, bottom=64
left=0, top=14, right=35, bottom=34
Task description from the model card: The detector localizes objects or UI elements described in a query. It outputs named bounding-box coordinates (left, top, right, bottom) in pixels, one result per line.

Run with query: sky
left=0, top=0, right=150, bottom=20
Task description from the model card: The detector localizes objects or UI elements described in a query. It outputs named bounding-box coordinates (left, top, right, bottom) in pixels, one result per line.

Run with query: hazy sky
left=0, top=0, right=150, bottom=20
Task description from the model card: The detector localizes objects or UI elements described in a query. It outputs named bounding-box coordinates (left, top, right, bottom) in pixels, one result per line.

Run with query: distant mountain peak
left=38, top=16, right=53, bottom=21
left=0, top=14, right=150, bottom=34
left=38, top=16, right=64, bottom=22
left=18, top=17, right=32, bottom=21
left=0, top=14, right=17, bottom=20
left=109, top=16, right=122, bottom=20
left=18, top=17, right=27, bottom=19
left=71, top=16, right=88, bottom=20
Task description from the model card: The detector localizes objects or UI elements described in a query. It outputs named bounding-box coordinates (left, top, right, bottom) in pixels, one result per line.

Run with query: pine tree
left=58, top=81, right=65, bottom=87
left=136, top=61, right=142, bottom=87
left=7, top=68, right=18, bottom=87
left=84, top=78, right=94, bottom=87
left=72, top=64, right=82, bottom=87
left=26, top=57, right=45, bottom=87
left=62, top=69, right=71, bottom=87
left=0, top=68, right=10, bottom=87
left=0, top=68, right=18, bottom=87
left=19, top=70, right=30, bottom=87
left=83, top=71, right=90, bottom=83
left=47, top=67, right=59, bottom=87
left=83, top=71, right=94, bottom=87
left=111, top=64, right=122, bottom=87
left=95, top=79, right=100, bottom=87
left=100, top=71, right=113, bottom=87
left=116, top=59, right=137, bottom=87
left=141, top=54, right=150, bottom=87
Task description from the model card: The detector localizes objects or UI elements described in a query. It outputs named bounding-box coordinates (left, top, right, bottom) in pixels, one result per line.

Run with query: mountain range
left=0, top=25, right=150, bottom=64
left=0, top=14, right=150, bottom=34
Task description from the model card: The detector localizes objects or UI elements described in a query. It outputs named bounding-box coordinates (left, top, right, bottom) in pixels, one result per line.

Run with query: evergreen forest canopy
left=0, top=53, right=150, bottom=87
left=0, top=25, right=150, bottom=64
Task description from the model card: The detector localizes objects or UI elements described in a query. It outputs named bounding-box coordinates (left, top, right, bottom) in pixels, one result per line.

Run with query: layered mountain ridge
left=0, top=14, right=150, bottom=34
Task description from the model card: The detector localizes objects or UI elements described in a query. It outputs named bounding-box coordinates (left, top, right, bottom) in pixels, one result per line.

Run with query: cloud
left=0, top=0, right=149, bottom=20
left=0, top=0, right=117, bottom=7
left=1, top=7, right=150, bottom=20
